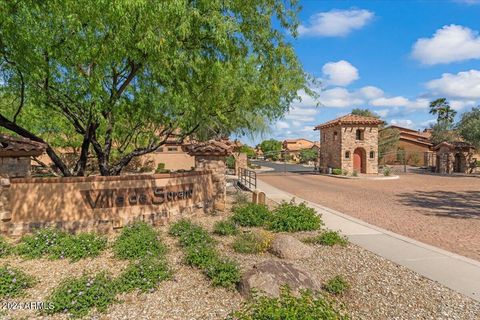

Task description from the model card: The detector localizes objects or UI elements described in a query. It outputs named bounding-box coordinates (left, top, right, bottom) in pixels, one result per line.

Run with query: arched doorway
left=454, top=153, right=464, bottom=173
left=353, top=148, right=366, bottom=173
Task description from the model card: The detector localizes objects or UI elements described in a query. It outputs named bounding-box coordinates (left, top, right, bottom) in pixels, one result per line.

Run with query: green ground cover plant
left=232, top=231, right=273, bottom=254
left=232, top=191, right=250, bottom=204
left=116, top=258, right=171, bottom=293
left=304, top=230, right=349, bottom=247
left=169, top=220, right=240, bottom=288
left=0, top=236, right=11, bottom=257
left=231, top=203, right=272, bottom=227
left=267, top=202, right=322, bottom=232
left=15, top=229, right=107, bottom=261
left=45, top=272, right=117, bottom=318
left=0, top=265, right=36, bottom=298
left=113, top=221, right=166, bottom=260
left=213, top=220, right=239, bottom=236
left=332, top=168, right=343, bottom=175
left=229, top=286, right=349, bottom=320
left=323, top=275, right=350, bottom=295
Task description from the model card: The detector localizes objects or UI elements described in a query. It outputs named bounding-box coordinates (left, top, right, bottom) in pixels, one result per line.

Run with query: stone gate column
left=186, top=140, right=233, bottom=211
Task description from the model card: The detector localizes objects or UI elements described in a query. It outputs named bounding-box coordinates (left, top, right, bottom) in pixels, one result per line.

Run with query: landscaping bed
left=0, top=189, right=478, bottom=319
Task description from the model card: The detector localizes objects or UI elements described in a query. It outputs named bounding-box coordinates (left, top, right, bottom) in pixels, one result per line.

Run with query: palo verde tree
left=259, top=139, right=282, bottom=160
left=0, top=0, right=308, bottom=176
left=457, top=107, right=480, bottom=149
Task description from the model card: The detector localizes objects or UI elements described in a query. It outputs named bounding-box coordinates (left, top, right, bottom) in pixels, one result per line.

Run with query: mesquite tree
left=0, top=0, right=308, bottom=176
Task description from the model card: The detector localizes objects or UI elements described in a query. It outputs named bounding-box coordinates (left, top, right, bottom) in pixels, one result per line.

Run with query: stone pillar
left=0, top=176, right=11, bottom=222
left=234, top=152, right=248, bottom=176
left=195, top=155, right=227, bottom=211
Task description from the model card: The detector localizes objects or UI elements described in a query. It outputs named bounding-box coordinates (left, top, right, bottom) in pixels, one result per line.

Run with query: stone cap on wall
left=185, top=140, right=233, bottom=156
left=314, top=114, right=384, bottom=130
left=0, top=134, right=46, bottom=157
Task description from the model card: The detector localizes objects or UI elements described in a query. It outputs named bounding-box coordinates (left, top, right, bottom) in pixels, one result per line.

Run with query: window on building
left=333, top=131, right=338, bottom=141
left=167, top=147, right=178, bottom=152
left=370, top=151, right=375, bottom=159
left=345, top=151, right=350, bottom=159
left=356, top=129, right=364, bottom=140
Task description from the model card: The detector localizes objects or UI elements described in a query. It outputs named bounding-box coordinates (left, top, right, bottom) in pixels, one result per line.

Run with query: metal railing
left=238, top=167, right=257, bottom=190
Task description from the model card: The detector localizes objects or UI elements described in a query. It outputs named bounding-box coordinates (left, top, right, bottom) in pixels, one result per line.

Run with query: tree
left=351, top=108, right=380, bottom=118
left=299, top=148, right=317, bottom=163
left=0, top=0, right=308, bottom=176
left=429, top=98, right=457, bottom=124
left=457, top=107, right=480, bottom=149
left=430, top=122, right=459, bottom=146
left=259, top=139, right=282, bottom=160
left=378, top=127, right=400, bottom=158
left=239, top=145, right=255, bottom=159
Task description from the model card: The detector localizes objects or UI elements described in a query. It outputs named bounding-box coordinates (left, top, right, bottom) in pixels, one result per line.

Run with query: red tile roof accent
left=315, top=114, right=384, bottom=130
left=185, top=140, right=233, bottom=156
left=0, top=134, right=46, bottom=157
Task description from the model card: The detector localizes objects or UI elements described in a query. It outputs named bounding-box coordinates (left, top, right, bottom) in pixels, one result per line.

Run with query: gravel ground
left=259, top=173, right=480, bottom=261
left=0, top=192, right=479, bottom=319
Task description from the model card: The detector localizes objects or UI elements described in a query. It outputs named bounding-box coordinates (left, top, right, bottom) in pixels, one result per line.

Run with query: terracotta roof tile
left=185, top=140, right=233, bottom=156
left=0, top=134, right=46, bottom=156
left=315, top=114, right=384, bottom=130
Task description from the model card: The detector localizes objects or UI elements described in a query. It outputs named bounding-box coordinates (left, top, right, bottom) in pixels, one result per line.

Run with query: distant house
left=380, top=125, right=433, bottom=166
left=282, top=138, right=315, bottom=161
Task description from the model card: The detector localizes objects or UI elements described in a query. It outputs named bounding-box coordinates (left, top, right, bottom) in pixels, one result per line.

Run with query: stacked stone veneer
left=234, top=152, right=248, bottom=175
left=319, top=125, right=379, bottom=174
left=195, top=155, right=227, bottom=211
left=0, top=157, right=31, bottom=178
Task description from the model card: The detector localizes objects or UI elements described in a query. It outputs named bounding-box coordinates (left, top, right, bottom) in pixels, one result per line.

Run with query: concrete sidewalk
left=256, top=178, right=480, bottom=302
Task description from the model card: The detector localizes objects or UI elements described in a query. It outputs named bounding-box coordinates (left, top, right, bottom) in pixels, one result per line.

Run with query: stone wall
left=194, top=155, right=227, bottom=211
left=0, top=171, right=214, bottom=236
left=0, top=157, right=31, bottom=178
left=233, top=152, right=248, bottom=175
left=319, top=126, right=342, bottom=172
left=341, top=125, right=379, bottom=174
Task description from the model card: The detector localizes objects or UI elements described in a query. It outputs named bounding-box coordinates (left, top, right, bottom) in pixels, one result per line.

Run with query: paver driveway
left=259, top=173, right=480, bottom=261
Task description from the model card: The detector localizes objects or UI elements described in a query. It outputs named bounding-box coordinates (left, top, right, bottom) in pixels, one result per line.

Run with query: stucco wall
left=142, top=152, right=195, bottom=171
left=0, top=171, right=214, bottom=235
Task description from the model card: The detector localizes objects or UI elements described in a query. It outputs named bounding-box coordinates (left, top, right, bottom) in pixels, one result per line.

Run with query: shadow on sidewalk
left=397, top=190, right=480, bottom=219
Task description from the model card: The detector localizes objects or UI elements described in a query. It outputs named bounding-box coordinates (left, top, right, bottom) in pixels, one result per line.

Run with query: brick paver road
left=259, top=173, right=480, bottom=261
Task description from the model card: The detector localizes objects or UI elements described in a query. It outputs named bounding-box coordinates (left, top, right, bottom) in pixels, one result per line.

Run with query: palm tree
left=429, top=98, right=457, bottom=124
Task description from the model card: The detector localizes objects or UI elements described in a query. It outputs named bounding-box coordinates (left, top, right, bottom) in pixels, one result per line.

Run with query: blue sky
left=237, top=0, right=480, bottom=146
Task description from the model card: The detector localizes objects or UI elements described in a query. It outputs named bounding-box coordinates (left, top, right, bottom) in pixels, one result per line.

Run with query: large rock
left=269, top=234, right=314, bottom=259
left=238, top=260, right=321, bottom=297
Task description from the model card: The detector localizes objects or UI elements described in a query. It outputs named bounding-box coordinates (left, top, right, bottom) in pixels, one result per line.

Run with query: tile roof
left=185, top=140, right=233, bottom=156
left=0, top=134, right=46, bottom=157
left=315, top=114, right=384, bottom=130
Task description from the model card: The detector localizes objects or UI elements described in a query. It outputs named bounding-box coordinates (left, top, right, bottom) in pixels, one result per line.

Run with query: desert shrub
left=205, top=258, right=241, bottom=288
left=0, top=236, right=12, bottom=257
left=170, top=220, right=240, bottom=288
left=113, top=222, right=166, bottom=260
left=0, top=265, right=36, bottom=298
left=331, top=168, right=342, bottom=175
left=213, top=220, right=238, bottom=236
left=15, top=228, right=69, bottom=259
left=226, top=156, right=236, bottom=169
left=229, top=286, right=349, bottom=320
left=383, top=166, right=392, bottom=176
left=116, top=258, right=171, bottom=293
left=352, top=171, right=358, bottom=177
left=267, top=202, right=322, bottom=232
left=323, top=275, right=350, bottom=295
left=304, top=231, right=348, bottom=247
left=155, top=162, right=170, bottom=173
left=232, top=190, right=250, bottom=205
left=232, top=231, right=273, bottom=254
left=50, top=233, right=107, bottom=261
left=231, top=203, right=271, bottom=227
left=45, top=272, right=117, bottom=318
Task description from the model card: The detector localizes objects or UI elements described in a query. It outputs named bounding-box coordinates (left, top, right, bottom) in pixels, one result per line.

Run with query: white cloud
left=299, top=9, right=374, bottom=37
left=426, top=69, right=480, bottom=99
left=322, top=60, right=359, bottom=86
left=370, top=96, right=409, bottom=107
left=276, top=121, right=290, bottom=129
left=294, top=89, right=319, bottom=108
left=390, top=119, right=414, bottom=128
left=405, top=98, right=429, bottom=110
left=359, top=86, right=384, bottom=99
left=319, top=87, right=364, bottom=108
left=412, top=25, right=480, bottom=64
left=376, top=109, right=390, bottom=118
left=455, top=0, right=480, bottom=4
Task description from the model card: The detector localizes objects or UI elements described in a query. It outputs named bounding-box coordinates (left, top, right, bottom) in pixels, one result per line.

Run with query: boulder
left=238, top=260, right=321, bottom=297
left=269, top=234, right=314, bottom=259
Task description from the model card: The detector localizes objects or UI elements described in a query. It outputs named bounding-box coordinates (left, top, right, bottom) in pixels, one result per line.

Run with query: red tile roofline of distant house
left=314, top=114, right=384, bottom=130
left=399, top=136, right=433, bottom=148
left=382, top=125, right=431, bottom=139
